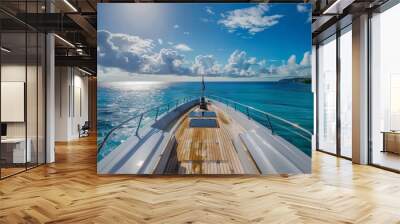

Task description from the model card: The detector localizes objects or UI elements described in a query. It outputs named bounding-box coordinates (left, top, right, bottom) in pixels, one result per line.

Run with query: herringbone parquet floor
left=1, top=135, right=400, bottom=223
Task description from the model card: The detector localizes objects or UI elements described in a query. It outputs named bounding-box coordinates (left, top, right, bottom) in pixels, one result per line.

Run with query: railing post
left=265, top=114, right=274, bottom=134
left=175, top=100, right=179, bottom=109
left=234, top=103, right=237, bottom=111
left=167, top=103, right=170, bottom=112
left=246, top=107, right=250, bottom=119
left=135, top=113, right=144, bottom=136
left=155, top=107, right=159, bottom=121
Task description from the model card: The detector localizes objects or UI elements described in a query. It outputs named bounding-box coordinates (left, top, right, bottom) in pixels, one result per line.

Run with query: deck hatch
left=189, top=111, right=217, bottom=118
left=189, top=119, right=219, bottom=128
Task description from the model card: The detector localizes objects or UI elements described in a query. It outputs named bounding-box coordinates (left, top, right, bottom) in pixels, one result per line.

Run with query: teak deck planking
left=165, top=104, right=245, bottom=174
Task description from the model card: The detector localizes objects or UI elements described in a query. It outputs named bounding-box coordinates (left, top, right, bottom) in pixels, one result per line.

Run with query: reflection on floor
left=1, top=135, right=400, bottom=223
left=372, top=151, right=400, bottom=170
left=0, top=163, right=39, bottom=178
left=0, top=167, right=25, bottom=178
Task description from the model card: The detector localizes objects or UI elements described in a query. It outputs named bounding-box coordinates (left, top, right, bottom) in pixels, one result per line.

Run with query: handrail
left=98, top=96, right=196, bottom=152
left=208, top=95, right=313, bottom=137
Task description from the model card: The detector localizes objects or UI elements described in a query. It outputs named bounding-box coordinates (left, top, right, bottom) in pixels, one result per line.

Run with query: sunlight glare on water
left=106, top=81, right=167, bottom=91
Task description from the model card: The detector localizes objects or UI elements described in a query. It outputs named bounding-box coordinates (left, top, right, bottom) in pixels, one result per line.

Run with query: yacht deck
left=163, top=104, right=252, bottom=174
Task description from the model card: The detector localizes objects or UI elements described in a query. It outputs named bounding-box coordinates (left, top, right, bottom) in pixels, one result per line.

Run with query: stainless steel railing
left=98, top=96, right=197, bottom=153
left=207, top=95, right=312, bottom=150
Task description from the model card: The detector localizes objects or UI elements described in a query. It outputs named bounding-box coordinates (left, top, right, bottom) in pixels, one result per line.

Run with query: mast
left=201, top=74, right=205, bottom=98
left=200, top=74, right=207, bottom=110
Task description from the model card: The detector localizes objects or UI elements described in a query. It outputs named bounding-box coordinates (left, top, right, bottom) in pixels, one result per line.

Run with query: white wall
left=1, top=65, right=26, bottom=139
left=1, top=65, right=41, bottom=138
left=1, top=82, right=25, bottom=122
left=71, top=73, right=89, bottom=138
left=54, top=67, right=89, bottom=141
left=1, top=63, right=46, bottom=164
left=55, top=67, right=69, bottom=141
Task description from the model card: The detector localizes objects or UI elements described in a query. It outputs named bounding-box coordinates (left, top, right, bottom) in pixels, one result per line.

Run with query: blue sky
left=98, top=3, right=312, bottom=82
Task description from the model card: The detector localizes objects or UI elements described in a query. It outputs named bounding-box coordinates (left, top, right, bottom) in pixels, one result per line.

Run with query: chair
left=79, top=121, right=90, bottom=138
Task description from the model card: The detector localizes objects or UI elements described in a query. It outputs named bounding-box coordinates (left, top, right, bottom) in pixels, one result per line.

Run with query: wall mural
left=97, top=3, right=313, bottom=175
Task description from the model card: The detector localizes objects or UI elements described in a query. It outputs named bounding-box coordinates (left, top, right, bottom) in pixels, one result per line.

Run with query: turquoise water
left=97, top=81, right=313, bottom=161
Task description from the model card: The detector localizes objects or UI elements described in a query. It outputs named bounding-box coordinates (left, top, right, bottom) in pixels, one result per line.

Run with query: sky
left=97, top=3, right=312, bottom=82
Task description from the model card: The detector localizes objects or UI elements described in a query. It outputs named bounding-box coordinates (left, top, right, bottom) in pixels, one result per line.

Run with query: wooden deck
left=164, top=104, right=246, bottom=174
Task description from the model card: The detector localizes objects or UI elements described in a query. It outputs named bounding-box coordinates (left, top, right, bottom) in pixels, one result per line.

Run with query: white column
left=45, top=0, right=56, bottom=163
left=54, top=67, right=74, bottom=141
left=46, top=32, right=55, bottom=163
left=312, top=45, right=317, bottom=151
left=352, top=14, right=369, bottom=164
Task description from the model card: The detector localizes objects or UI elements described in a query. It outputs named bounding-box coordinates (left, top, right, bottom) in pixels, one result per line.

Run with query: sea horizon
left=98, top=77, right=312, bottom=85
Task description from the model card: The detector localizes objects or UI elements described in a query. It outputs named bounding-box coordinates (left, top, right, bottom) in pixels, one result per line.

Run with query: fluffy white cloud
left=206, top=6, right=215, bottom=15
left=98, top=30, right=310, bottom=79
left=142, top=48, right=191, bottom=75
left=274, top=52, right=311, bottom=77
left=190, top=50, right=274, bottom=77
left=104, top=31, right=154, bottom=55
left=97, top=30, right=153, bottom=72
left=296, top=4, right=309, bottom=13
left=300, top=51, right=311, bottom=66
left=173, top=24, right=179, bottom=29
left=224, top=50, right=267, bottom=77
left=287, top=55, right=297, bottom=65
left=158, top=38, right=163, bottom=45
left=218, top=4, right=283, bottom=35
left=174, top=43, right=193, bottom=52
left=192, top=55, right=221, bottom=76
left=98, top=30, right=190, bottom=75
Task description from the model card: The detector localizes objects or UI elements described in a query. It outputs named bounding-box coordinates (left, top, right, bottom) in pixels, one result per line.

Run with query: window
left=370, top=3, right=400, bottom=171
left=339, top=26, right=352, bottom=158
left=0, top=2, right=46, bottom=179
left=317, top=35, right=337, bottom=154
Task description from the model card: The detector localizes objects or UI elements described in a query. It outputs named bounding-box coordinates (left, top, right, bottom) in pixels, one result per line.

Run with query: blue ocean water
left=97, top=81, right=313, bottom=161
